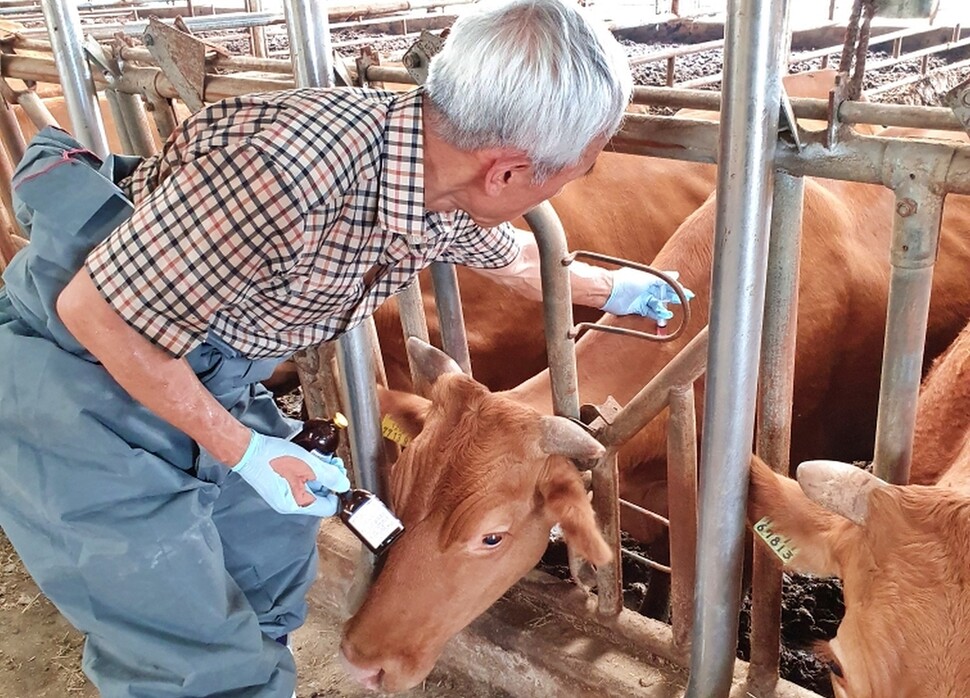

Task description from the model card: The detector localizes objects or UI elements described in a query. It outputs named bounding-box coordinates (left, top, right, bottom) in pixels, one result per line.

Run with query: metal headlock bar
left=3, top=6, right=970, bottom=697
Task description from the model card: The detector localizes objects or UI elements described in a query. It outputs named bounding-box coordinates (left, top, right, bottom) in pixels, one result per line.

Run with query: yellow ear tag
left=381, top=415, right=412, bottom=447
left=754, top=516, right=798, bottom=564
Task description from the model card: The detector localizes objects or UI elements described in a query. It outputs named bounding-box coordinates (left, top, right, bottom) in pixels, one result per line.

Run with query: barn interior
left=0, top=0, right=968, bottom=697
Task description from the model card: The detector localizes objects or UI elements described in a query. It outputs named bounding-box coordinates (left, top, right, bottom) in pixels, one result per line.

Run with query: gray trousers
left=0, top=128, right=319, bottom=697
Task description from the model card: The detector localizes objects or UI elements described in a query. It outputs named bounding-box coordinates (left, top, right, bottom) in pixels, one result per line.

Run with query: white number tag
left=753, top=516, right=798, bottom=563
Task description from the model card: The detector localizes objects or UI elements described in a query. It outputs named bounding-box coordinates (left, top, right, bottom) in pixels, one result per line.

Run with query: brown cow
left=505, top=168, right=970, bottom=542
left=372, top=151, right=716, bottom=391
left=747, top=315, right=970, bottom=698
left=340, top=337, right=610, bottom=692
left=340, top=159, right=970, bottom=690
left=372, top=69, right=854, bottom=392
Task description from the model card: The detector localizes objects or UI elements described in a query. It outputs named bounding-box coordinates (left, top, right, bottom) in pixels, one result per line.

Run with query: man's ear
left=483, top=153, right=532, bottom=197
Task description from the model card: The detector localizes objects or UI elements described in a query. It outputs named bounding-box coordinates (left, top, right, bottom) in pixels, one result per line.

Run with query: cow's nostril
left=338, top=644, right=384, bottom=689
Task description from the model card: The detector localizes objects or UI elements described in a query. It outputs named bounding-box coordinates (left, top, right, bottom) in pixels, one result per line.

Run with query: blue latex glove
left=232, top=431, right=351, bottom=517
left=601, top=267, right=695, bottom=321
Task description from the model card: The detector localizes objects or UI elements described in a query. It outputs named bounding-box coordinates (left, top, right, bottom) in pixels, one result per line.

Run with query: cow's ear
left=377, top=385, right=431, bottom=440
left=406, top=337, right=464, bottom=387
left=540, top=458, right=612, bottom=566
left=748, top=455, right=855, bottom=577
left=796, top=459, right=886, bottom=525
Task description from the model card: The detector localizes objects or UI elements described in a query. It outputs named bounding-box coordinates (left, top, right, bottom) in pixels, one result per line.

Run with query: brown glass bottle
left=290, top=413, right=404, bottom=556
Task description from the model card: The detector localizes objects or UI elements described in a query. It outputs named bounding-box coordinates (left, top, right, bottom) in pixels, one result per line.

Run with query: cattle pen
left=0, top=0, right=968, bottom=697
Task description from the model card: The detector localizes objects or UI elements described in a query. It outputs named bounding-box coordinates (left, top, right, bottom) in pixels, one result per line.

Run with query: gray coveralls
left=0, top=128, right=320, bottom=697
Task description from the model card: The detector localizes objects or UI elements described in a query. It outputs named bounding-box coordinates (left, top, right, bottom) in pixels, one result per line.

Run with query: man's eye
left=482, top=534, right=504, bottom=547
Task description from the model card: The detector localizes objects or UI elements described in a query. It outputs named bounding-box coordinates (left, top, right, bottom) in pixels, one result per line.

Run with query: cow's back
left=375, top=152, right=716, bottom=391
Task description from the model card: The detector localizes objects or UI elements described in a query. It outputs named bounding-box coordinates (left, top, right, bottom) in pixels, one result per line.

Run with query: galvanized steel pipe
left=284, top=0, right=334, bottom=90
left=40, top=0, right=110, bottom=158
left=283, top=0, right=388, bottom=509
left=0, top=103, right=26, bottom=164
left=396, top=283, right=433, bottom=397
left=749, top=172, right=805, bottom=689
left=686, top=0, right=787, bottom=692
left=428, top=263, right=473, bottom=375
left=873, top=145, right=949, bottom=484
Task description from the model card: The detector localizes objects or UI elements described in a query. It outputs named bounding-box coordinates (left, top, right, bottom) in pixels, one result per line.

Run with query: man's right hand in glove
left=231, top=431, right=351, bottom=517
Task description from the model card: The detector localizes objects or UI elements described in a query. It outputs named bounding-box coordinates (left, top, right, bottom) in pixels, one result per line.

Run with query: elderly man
left=0, top=0, right=689, bottom=695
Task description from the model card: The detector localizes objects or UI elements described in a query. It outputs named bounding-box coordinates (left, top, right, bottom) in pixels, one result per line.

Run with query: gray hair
left=424, top=0, right=633, bottom=181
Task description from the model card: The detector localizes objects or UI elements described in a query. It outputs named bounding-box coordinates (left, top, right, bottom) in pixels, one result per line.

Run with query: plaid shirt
left=85, top=88, right=518, bottom=359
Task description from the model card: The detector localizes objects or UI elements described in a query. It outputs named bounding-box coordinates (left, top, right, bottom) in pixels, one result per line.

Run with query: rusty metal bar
left=397, top=283, right=433, bottom=397
left=112, top=89, right=156, bottom=157
left=1, top=54, right=295, bottom=100
left=629, top=38, right=727, bottom=67
left=612, top=117, right=970, bottom=195
left=524, top=201, right=581, bottom=419
left=599, top=328, right=710, bottom=450
left=666, top=384, right=698, bottom=657
left=622, top=548, right=672, bottom=575
left=14, top=91, right=59, bottom=131
left=620, top=498, right=670, bottom=527
left=144, top=92, right=177, bottom=141
left=749, top=171, right=805, bottom=691
left=0, top=102, right=25, bottom=164
left=864, top=33, right=970, bottom=73
left=246, top=0, right=268, bottom=58
left=21, top=11, right=287, bottom=39
left=867, top=55, right=970, bottom=97
left=103, top=87, right=133, bottom=154
left=626, top=86, right=966, bottom=132
left=592, top=450, right=622, bottom=616
left=0, top=141, right=16, bottom=246
left=428, top=262, right=473, bottom=375
left=113, top=45, right=294, bottom=75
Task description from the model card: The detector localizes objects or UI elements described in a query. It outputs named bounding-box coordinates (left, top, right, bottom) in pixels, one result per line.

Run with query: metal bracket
left=142, top=17, right=206, bottom=113
left=777, top=86, right=802, bottom=152
left=84, top=36, right=121, bottom=81
left=825, top=73, right=853, bottom=149
left=355, top=46, right=381, bottom=88
left=333, top=54, right=354, bottom=88
left=579, top=396, right=622, bottom=433
left=401, top=29, right=447, bottom=86
left=944, top=74, right=970, bottom=137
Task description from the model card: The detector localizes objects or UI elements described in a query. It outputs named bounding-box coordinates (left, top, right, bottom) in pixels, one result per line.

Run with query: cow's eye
left=482, top=534, right=504, bottom=547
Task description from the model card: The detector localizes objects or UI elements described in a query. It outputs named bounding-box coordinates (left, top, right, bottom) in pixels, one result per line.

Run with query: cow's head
left=340, top=338, right=610, bottom=692
left=748, top=455, right=970, bottom=698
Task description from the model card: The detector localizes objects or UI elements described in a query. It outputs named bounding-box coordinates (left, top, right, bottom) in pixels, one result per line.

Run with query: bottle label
left=348, top=497, right=403, bottom=550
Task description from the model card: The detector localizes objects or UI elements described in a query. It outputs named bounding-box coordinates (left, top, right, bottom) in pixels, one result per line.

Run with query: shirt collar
left=378, top=88, right=427, bottom=245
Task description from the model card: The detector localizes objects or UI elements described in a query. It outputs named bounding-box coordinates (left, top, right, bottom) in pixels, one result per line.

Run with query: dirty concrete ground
left=0, top=529, right=503, bottom=698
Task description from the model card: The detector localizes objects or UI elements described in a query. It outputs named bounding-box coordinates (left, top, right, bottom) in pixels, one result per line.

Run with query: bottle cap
left=334, top=412, right=349, bottom=429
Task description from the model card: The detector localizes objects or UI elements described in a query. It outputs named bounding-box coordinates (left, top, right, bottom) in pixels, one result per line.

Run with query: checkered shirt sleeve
left=435, top=211, right=519, bottom=268
left=85, top=142, right=305, bottom=357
